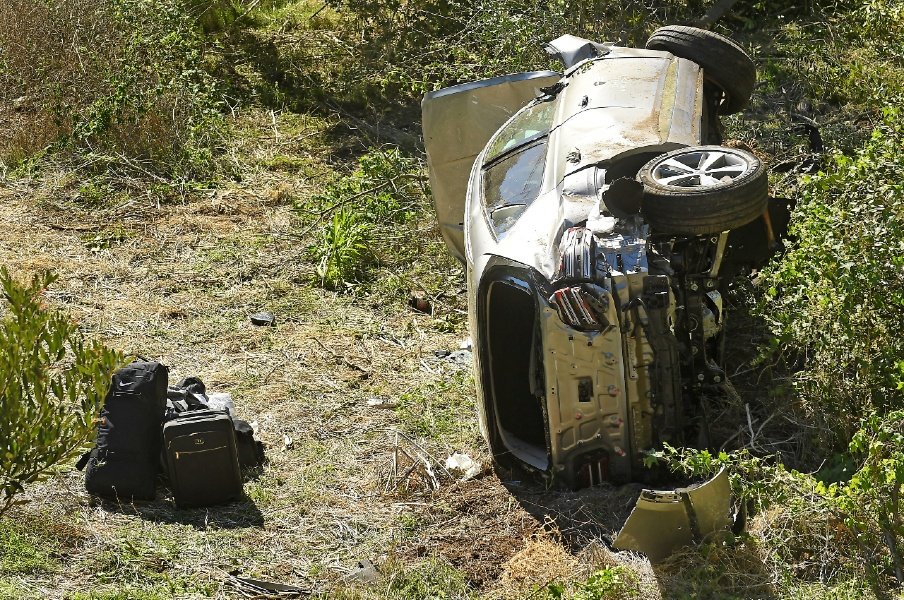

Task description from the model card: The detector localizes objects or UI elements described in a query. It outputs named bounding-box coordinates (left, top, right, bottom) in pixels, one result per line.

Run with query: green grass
left=0, top=520, right=54, bottom=576
left=394, top=371, right=478, bottom=449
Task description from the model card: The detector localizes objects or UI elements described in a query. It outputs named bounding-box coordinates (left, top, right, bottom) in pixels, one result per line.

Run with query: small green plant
left=543, top=566, right=639, bottom=600
left=0, top=269, right=122, bottom=518
left=312, top=209, right=371, bottom=289
left=386, top=558, right=474, bottom=599
left=305, top=147, right=428, bottom=288
left=306, top=148, right=427, bottom=226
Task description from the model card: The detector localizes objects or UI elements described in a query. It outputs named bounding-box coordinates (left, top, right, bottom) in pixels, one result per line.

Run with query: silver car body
left=423, top=37, right=734, bottom=559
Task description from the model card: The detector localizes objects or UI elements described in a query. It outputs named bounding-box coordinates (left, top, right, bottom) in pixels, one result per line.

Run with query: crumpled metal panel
left=548, top=50, right=703, bottom=184
left=422, top=71, right=561, bottom=262
left=545, top=34, right=611, bottom=69
left=613, top=468, right=732, bottom=563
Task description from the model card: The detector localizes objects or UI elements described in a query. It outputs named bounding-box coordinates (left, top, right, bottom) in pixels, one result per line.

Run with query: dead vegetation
left=1, top=0, right=903, bottom=598
left=0, top=100, right=705, bottom=600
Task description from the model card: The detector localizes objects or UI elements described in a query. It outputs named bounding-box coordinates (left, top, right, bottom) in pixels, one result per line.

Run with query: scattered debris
left=446, top=349, right=472, bottom=368
left=408, top=291, right=432, bottom=314
left=208, top=391, right=235, bottom=415
left=367, top=397, right=397, bottom=409
left=227, top=574, right=308, bottom=598
left=459, top=337, right=472, bottom=350
left=386, top=429, right=449, bottom=491
left=344, top=559, right=380, bottom=584
left=431, top=349, right=472, bottom=368
left=250, top=311, right=276, bottom=326
left=283, top=434, right=294, bottom=449
left=445, top=453, right=481, bottom=480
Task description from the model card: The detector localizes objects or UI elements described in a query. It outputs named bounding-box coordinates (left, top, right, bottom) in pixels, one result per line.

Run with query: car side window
left=484, top=101, right=556, bottom=162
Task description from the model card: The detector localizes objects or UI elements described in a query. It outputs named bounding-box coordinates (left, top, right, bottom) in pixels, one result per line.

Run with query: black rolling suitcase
left=163, top=409, right=243, bottom=507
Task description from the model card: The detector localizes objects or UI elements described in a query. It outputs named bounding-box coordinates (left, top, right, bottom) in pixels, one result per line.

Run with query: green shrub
left=305, top=147, right=428, bottom=288
left=0, top=0, right=223, bottom=182
left=312, top=209, right=372, bottom=289
left=652, top=416, right=904, bottom=594
left=759, top=106, right=904, bottom=439
left=0, top=269, right=121, bottom=518
left=544, top=566, right=639, bottom=599
left=269, top=0, right=700, bottom=109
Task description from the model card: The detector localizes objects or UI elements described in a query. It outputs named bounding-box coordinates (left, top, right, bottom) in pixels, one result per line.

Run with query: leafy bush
left=306, top=147, right=428, bottom=288
left=653, top=414, right=904, bottom=594
left=0, top=269, right=121, bottom=518
left=312, top=209, right=372, bottom=289
left=759, top=106, right=904, bottom=438
left=267, top=0, right=701, bottom=109
left=0, top=0, right=223, bottom=182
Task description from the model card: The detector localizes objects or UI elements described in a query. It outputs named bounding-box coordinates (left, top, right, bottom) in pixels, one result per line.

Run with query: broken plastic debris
left=283, top=434, right=293, bottom=449
left=446, top=349, right=472, bottom=366
left=345, top=559, right=379, bottom=584
left=366, top=397, right=397, bottom=409
left=207, top=392, right=234, bottom=415
left=249, top=311, right=275, bottom=326
left=445, top=452, right=481, bottom=480
left=613, top=468, right=732, bottom=563
left=459, top=337, right=472, bottom=350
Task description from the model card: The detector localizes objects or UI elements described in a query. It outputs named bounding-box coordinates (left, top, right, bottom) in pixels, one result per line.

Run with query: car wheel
left=645, top=25, right=755, bottom=115
left=637, top=146, right=768, bottom=235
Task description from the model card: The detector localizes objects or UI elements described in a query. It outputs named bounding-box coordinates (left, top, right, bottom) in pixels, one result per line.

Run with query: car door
left=422, top=71, right=561, bottom=262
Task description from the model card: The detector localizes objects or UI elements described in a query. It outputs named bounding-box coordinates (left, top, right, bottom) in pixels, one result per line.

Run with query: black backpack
left=76, top=361, right=168, bottom=501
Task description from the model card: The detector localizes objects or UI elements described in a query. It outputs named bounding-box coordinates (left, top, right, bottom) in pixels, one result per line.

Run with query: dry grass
left=0, top=104, right=870, bottom=600
left=0, top=95, right=732, bottom=598
left=0, top=106, right=530, bottom=599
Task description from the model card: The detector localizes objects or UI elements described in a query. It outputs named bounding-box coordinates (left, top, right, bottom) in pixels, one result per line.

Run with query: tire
left=646, top=25, right=755, bottom=115
left=637, top=146, right=768, bottom=235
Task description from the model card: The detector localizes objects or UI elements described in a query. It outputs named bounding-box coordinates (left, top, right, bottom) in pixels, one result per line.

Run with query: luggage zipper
left=174, top=445, right=228, bottom=460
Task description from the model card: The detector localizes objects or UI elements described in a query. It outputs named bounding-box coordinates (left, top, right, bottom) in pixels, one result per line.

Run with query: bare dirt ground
left=0, top=109, right=685, bottom=599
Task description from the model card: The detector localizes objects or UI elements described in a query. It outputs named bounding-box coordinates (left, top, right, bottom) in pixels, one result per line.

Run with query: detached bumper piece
left=613, top=468, right=732, bottom=562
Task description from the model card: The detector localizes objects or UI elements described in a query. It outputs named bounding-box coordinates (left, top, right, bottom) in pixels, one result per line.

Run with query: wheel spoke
left=698, top=151, right=724, bottom=171
left=658, top=173, right=699, bottom=186
left=707, top=164, right=745, bottom=173
left=660, top=158, right=696, bottom=173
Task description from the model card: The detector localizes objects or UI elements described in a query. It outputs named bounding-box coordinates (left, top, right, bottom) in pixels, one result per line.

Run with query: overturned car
left=422, top=26, right=785, bottom=559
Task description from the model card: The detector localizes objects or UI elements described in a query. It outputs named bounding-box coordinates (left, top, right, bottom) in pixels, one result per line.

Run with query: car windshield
left=482, top=141, right=547, bottom=212
left=484, top=100, right=556, bottom=163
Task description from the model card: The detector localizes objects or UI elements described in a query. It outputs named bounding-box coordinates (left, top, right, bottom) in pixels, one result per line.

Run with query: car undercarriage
left=422, top=26, right=789, bottom=560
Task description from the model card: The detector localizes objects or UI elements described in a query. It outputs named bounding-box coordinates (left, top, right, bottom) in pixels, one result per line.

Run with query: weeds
left=312, top=209, right=372, bottom=288
left=759, top=106, right=904, bottom=440
left=543, top=566, right=639, bottom=599
left=385, top=558, right=474, bottom=599
left=0, top=0, right=223, bottom=184
left=305, top=147, right=428, bottom=288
